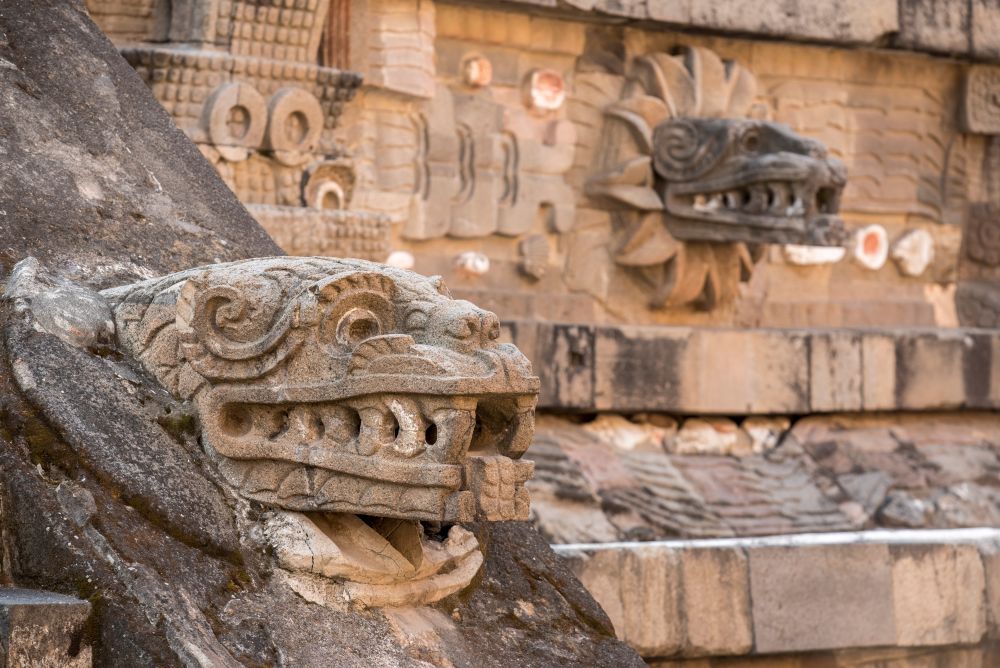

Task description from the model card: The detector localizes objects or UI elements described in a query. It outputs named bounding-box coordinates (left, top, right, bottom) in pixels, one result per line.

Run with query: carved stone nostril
left=447, top=315, right=479, bottom=339
left=482, top=314, right=500, bottom=340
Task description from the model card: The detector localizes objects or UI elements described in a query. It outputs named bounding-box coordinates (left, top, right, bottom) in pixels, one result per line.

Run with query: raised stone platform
left=504, top=322, right=1000, bottom=414
left=555, top=528, right=1000, bottom=661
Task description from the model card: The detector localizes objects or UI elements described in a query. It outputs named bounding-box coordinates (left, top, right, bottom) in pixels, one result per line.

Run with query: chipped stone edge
left=555, top=528, right=1000, bottom=658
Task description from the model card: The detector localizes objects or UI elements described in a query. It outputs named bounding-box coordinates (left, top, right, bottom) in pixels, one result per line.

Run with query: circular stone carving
left=964, top=66, right=1000, bottom=134
left=462, top=54, right=493, bottom=87
left=302, top=160, right=355, bottom=210
left=265, top=87, right=324, bottom=167
left=853, top=224, right=889, bottom=271
left=522, top=69, right=565, bottom=112
left=204, top=82, right=267, bottom=162
left=968, top=214, right=1000, bottom=266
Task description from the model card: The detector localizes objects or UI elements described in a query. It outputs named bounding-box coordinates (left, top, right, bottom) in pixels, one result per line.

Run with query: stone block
left=984, top=541, right=1000, bottom=639
left=861, top=333, right=896, bottom=410
left=620, top=545, right=682, bottom=656
left=891, top=544, right=987, bottom=646
left=678, top=547, right=752, bottom=657
left=992, top=337, right=1000, bottom=406
left=542, top=323, right=596, bottom=409
left=895, top=0, right=970, bottom=54
left=679, top=329, right=809, bottom=414
left=570, top=546, right=683, bottom=657
left=972, top=1, right=1000, bottom=60
left=962, top=66, right=1000, bottom=134
left=567, top=548, right=625, bottom=638
left=593, top=326, right=685, bottom=412
left=511, top=323, right=1000, bottom=414
left=749, top=544, right=895, bottom=653
left=661, top=0, right=899, bottom=45
left=0, top=588, right=91, bottom=667
left=809, top=330, right=862, bottom=412
left=894, top=332, right=968, bottom=410
left=672, top=418, right=751, bottom=457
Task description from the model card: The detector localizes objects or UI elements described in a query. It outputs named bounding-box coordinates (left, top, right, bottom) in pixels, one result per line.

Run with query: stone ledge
left=448, top=0, right=1000, bottom=62
left=503, top=322, right=1000, bottom=414
left=555, top=529, right=1000, bottom=659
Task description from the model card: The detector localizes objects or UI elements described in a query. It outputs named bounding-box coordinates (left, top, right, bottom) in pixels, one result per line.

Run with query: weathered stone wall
left=0, top=3, right=644, bottom=665
left=560, top=531, right=1000, bottom=663
left=85, top=0, right=1000, bottom=328
left=83, top=0, right=1000, bottom=329
left=530, top=411, right=1000, bottom=661
left=324, top=1, right=989, bottom=328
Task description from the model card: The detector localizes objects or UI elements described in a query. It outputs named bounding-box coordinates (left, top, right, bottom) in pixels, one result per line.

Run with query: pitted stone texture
left=0, top=3, right=641, bottom=663
left=94, top=256, right=540, bottom=605
left=4, top=258, right=114, bottom=352
left=0, top=0, right=280, bottom=288
left=750, top=543, right=896, bottom=653
left=0, top=588, right=91, bottom=668
left=891, top=544, right=987, bottom=646
left=0, top=306, right=638, bottom=666
left=102, top=257, right=539, bottom=527
left=587, top=45, right=845, bottom=310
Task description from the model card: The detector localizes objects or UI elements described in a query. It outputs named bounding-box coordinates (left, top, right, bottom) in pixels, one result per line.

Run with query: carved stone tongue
left=264, top=510, right=482, bottom=592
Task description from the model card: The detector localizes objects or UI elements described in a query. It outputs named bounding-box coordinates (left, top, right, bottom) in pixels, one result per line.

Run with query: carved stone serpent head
left=101, top=257, right=539, bottom=606
left=588, top=46, right=848, bottom=309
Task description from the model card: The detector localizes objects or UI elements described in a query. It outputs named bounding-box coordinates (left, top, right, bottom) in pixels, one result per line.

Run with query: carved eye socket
left=405, top=309, right=429, bottom=332
left=336, top=308, right=382, bottom=347
left=741, top=129, right=760, bottom=153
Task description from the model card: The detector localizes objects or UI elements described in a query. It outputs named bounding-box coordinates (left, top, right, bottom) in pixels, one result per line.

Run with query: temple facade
left=84, top=1, right=1000, bottom=665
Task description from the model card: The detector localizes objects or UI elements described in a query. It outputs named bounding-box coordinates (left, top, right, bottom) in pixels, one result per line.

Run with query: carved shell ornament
left=101, top=257, right=539, bottom=607
left=588, top=47, right=847, bottom=309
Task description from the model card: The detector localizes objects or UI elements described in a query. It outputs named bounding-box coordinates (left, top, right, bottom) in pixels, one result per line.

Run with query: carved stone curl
left=588, top=46, right=847, bottom=309
left=101, top=257, right=539, bottom=607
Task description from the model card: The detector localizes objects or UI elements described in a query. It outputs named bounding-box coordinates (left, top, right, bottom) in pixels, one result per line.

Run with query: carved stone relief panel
left=587, top=46, right=847, bottom=310
left=402, top=71, right=578, bottom=241
left=92, top=0, right=390, bottom=261
left=963, top=65, right=1000, bottom=134
left=957, top=202, right=1000, bottom=327
left=86, top=0, right=157, bottom=40
left=957, top=68, right=1000, bottom=328
left=102, top=257, right=539, bottom=606
left=770, top=77, right=978, bottom=228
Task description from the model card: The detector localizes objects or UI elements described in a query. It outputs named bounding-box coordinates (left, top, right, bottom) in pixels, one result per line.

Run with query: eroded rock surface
left=527, top=413, right=1000, bottom=544
left=0, top=0, right=280, bottom=289
left=0, top=3, right=641, bottom=665
left=0, top=258, right=639, bottom=665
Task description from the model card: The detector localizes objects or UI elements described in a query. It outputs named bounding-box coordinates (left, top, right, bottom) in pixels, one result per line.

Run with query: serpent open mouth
left=205, top=389, right=536, bottom=523
left=102, top=257, right=542, bottom=606
left=665, top=178, right=845, bottom=245
left=654, top=121, right=849, bottom=246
